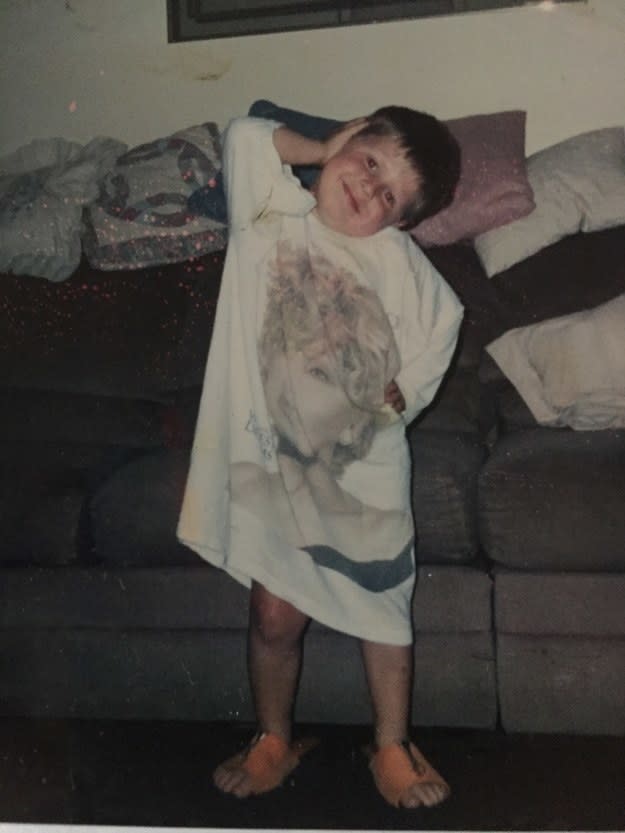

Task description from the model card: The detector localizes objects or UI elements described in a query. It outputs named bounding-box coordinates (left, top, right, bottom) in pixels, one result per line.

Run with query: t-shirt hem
left=178, top=536, right=414, bottom=647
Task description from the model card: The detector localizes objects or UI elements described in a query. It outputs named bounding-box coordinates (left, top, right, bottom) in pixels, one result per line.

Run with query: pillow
left=0, top=136, right=125, bottom=282
left=84, top=123, right=227, bottom=270
left=411, top=110, right=535, bottom=247
left=474, top=127, right=625, bottom=277
left=247, top=102, right=534, bottom=246
left=486, top=294, right=625, bottom=430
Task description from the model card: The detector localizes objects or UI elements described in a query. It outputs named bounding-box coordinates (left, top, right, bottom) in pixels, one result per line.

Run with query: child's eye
left=384, top=190, right=395, bottom=206
left=367, top=157, right=377, bottom=170
left=309, top=366, right=330, bottom=383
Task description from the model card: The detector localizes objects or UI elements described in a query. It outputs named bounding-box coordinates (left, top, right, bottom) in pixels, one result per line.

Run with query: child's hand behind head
left=320, top=118, right=369, bottom=165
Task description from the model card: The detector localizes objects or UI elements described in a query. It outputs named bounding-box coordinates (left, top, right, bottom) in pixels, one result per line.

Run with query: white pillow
left=0, top=137, right=126, bottom=282
left=474, top=127, right=625, bottom=277
left=486, top=294, right=625, bottom=430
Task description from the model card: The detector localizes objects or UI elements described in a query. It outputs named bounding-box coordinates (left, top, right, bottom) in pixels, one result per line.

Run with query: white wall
left=1, top=0, right=624, bottom=157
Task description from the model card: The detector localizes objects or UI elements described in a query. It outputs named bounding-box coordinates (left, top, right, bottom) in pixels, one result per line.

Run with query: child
left=177, top=107, right=463, bottom=809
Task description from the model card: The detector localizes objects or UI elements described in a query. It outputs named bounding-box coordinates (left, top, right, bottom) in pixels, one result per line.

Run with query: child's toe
left=369, top=740, right=450, bottom=810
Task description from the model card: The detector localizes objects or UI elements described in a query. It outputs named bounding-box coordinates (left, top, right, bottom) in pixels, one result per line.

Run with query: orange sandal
left=214, top=731, right=317, bottom=796
left=368, top=740, right=450, bottom=809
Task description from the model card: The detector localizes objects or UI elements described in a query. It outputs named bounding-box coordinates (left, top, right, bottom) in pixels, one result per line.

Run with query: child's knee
left=250, top=584, right=308, bottom=646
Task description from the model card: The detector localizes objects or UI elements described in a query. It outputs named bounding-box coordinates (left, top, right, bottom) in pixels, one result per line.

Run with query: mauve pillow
left=411, top=111, right=535, bottom=248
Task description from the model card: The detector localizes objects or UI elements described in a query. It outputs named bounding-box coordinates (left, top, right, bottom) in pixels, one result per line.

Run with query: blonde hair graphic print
left=229, top=241, right=414, bottom=591
left=259, top=241, right=401, bottom=476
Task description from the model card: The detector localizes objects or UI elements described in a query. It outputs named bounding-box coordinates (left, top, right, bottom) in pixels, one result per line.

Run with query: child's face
left=312, top=134, right=420, bottom=238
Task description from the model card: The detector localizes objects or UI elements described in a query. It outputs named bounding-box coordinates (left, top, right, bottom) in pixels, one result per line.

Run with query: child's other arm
left=394, top=251, right=464, bottom=425
left=272, top=119, right=367, bottom=167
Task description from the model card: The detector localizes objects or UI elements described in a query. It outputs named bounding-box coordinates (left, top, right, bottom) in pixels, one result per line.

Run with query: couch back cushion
left=479, top=429, right=625, bottom=571
left=0, top=250, right=224, bottom=400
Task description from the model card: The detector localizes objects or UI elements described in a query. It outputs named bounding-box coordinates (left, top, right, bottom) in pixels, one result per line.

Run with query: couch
left=1, top=111, right=623, bottom=736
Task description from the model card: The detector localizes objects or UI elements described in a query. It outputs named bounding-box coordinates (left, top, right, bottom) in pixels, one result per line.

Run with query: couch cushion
left=0, top=564, right=494, bottom=726
left=494, top=570, right=625, bottom=637
left=496, top=634, right=625, bottom=735
left=0, top=386, right=184, bottom=565
left=412, top=565, right=492, bottom=633
left=409, top=430, right=485, bottom=564
left=0, top=441, right=117, bottom=565
left=414, top=366, right=483, bottom=434
left=479, top=429, right=625, bottom=570
left=1, top=489, right=86, bottom=566
left=0, top=389, right=168, bottom=447
left=0, top=627, right=496, bottom=727
left=424, top=242, right=506, bottom=369
left=0, top=566, right=248, bottom=630
left=0, top=564, right=490, bottom=635
left=0, top=250, right=224, bottom=400
left=478, top=354, right=537, bottom=432
left=90, top=448, right=199, bottom=566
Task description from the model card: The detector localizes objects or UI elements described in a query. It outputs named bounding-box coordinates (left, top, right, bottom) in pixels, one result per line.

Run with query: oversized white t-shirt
left=178, top=117, right=463, bottom=645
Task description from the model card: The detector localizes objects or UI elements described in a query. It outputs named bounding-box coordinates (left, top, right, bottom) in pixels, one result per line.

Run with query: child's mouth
left=342, top=181, right=359, bottom=213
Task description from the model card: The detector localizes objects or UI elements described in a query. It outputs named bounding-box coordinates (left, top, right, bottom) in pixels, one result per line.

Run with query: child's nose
left=360, top=175, right=374, bottom=198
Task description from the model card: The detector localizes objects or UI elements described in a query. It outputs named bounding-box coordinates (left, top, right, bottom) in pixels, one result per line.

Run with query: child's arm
left=223, top=116, right=366, bottom=231
left=394, top=247, right=464, bottom=425
left=223, top=117, right=316, bottom=229
left=272, top=119, right=367, bottom=167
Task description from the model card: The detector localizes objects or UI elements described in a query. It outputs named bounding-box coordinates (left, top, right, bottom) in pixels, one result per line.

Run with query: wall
left=1, top=0, right=624, bottom=157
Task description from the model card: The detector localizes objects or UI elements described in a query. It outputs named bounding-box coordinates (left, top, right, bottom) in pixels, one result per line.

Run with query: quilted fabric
left=84, top=123, right=227, bottom=270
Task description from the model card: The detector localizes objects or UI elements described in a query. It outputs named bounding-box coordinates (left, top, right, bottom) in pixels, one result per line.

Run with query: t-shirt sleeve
left=394, top=240, right=464, bottom=425
left=222, top=117, right=316, bottom=230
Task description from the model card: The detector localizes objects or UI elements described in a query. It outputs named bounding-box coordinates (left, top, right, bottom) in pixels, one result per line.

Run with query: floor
left=1, top=718, right=624, bottom=830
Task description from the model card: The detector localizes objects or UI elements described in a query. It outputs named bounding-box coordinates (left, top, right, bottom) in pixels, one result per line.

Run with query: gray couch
left=1, top=224, right=623, bottom=735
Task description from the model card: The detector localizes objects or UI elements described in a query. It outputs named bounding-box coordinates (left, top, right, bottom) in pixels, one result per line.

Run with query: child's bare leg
left=247, top=581, right=310, bottom=742
left=361, top=640, right=413, bottom=747
left=360, top=640, right=449, bottom=809
left=213, top=581, right=310, bottom=797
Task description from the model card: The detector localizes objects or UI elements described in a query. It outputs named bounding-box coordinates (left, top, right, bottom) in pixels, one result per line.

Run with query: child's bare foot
left=213, top=732, right=316, bottom=798
left=368, top=740, right=450, bottom=809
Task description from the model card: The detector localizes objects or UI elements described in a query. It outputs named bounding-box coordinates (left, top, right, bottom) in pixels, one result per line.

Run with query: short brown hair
left=355, top=105, right=461, bottom=228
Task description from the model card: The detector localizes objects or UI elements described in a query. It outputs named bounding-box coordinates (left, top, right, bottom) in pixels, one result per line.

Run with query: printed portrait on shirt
left=230, top=242, right=413, bottom=592
left=259, top=242, right=400, bottom=472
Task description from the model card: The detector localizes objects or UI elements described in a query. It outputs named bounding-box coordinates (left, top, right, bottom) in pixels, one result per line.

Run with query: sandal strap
left=369, top=740, right=449, bottom=808
left=240, top=732, right=299, bottom=793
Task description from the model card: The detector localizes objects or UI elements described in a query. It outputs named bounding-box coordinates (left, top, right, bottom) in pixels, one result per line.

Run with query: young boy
left=177, top=106, right=463, bottom=809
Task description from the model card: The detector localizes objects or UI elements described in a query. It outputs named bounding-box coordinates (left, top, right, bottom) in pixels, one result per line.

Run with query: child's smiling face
left=312, top=134, right=421, bottom=238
